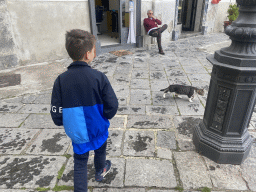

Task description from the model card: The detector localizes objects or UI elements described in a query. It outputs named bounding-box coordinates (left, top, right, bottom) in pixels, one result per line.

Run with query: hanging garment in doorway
left=127, top=0, right=136, bottom=43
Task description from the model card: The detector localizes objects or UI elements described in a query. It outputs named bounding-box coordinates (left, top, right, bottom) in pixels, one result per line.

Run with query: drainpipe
left=172, top=0, right=180, bottom=41
left=136, top=0, right=143, bottom=47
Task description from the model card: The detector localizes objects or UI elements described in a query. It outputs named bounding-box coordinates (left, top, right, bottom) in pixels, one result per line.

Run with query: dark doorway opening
left=95, top=0, right=120, bottom=46
left=177, top=0, right=205, bottom=38
left=181, top=0, right=198, bottom=31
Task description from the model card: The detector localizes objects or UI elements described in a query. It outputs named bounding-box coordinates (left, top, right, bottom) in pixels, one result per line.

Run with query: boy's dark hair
left=65, top=29, right=96, bottom=61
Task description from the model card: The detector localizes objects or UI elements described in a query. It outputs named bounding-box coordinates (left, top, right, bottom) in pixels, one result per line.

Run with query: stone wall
left=3, top=0, right=91, bottom=68
left=0, top=0, right=18, bottom=70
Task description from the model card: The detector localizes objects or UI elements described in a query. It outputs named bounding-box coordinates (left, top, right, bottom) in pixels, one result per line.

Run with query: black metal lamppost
left=193, top=0, right=255, bottom=164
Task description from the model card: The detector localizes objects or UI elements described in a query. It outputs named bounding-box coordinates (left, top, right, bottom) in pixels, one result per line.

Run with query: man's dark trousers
left=73, top=141, right=107, bottom=192
left=149, top=24, right=168, bottom=52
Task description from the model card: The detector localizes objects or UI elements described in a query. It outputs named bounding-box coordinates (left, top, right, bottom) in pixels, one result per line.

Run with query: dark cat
left=160, top=84, right=204, bottom=102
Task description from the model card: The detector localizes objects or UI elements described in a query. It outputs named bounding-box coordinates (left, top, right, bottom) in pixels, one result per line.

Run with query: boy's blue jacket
left=50, top=61, right=118, bottom=154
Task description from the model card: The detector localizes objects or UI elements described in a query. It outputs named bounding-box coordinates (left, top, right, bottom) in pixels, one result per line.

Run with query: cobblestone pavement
left=0, top=33, right=256, bottom=192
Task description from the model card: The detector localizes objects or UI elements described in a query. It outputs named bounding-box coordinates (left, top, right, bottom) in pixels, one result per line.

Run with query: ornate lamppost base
left=192, top=0, right=256, bottom=165
left=193, top=122, right=253, bottom=165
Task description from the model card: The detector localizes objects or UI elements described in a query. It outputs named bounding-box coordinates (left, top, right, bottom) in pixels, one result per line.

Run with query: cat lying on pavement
left=160, top=84, right=204, bottom=102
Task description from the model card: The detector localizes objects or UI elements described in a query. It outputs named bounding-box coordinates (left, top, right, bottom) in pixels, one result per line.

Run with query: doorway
left=177, top=0, right=205, bottom=35
left=95, top=0, right=120, bottom=46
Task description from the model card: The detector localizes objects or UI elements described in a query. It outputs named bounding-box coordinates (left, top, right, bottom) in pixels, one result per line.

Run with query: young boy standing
left=50, top=29, right=118, bottom=192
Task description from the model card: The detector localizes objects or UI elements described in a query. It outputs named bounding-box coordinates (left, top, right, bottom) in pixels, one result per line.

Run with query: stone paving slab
left=123, top=130, right=155, bottom=157
left=125, top=158, right=177, bottom=188
left=131, top=69, right=149, bottom=79
left=0, top=128, right=39, bottom=154
left=168, top=76, right=191, bottom=86
left=109, top=116, right=125, bottom=128
left=146, top=106, right=179, bottom=115
left=248, top=143, right=256, bottom=159
left=117, top=106, right=146, bottom=115
left=21, top=94, right=38, bottom=104
left=130, top=79, right=150, bottom=89
left=174, top=116, right=202, bottom=151
left=178, top=58, right=202, bottom=66
left=175, top=99, right=205, bottom=116
left=129, top=90, right=151, bottom=105
left=150, top=71, right=167, bottom=81
left=26, top=129, right=70, bottom=155
left=151, top=80, right=170, bottom=92
left=127, top=115, right=174, bottom=129
left=20, top=114, right=61, bottom=129
left=115, top=66, right=132, bottom=75
left=133, top=63, right=148, bottom=69
left=147, top=190, right=176, bottom=192
left=0, top=103, right=23, bottom=113
left=93, top=188, right=146, bottom=192
left=33, top=94, right=51, bottom=104
left=18, top=104, right=50, bottom=114
left=182, top=65, right=209, bottom=74
left=157, top=131, right=176, bottom=149
left=249, top=112, right=256, bottom=129
left=241, top=154, right=256, bottom=191
left=152, top=92, right=177, bottom=106
left=187, top=74, right=211, bottom=83
left=150, top=63, right=165, bottom=71
left=112, top=74, right=131, bottom=85
left=117, top=97, right=127, bottom=106
left=204, top=157, right=248, bottom=191
left=112, top=85, right=130, bottom=98
left=157, top=148, right=173, bottom=159
left=59, top=157, right=125, bottom=187
left=107, top=130, right=123, bottom=156
left=1, top=96, right=23, bottom=104
left=0, top=113, right=29, bottom=128
left=165, top=69, right=186, bottom=77
left=134, top=57, right=147, bottom=64
left=174, top=151, right=212, bottom=190
left=0, top=156, right=66, bottom=189
left=2, top=190, right=39, bottom=192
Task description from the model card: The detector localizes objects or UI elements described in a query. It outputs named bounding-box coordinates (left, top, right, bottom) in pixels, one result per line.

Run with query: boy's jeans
left=73, top=140, right=107, bottom=192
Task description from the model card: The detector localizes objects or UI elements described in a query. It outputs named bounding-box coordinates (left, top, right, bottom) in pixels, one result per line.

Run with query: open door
left=119, top=0, right=129, bottom=44
left=182, top=0, right=198, bottom=31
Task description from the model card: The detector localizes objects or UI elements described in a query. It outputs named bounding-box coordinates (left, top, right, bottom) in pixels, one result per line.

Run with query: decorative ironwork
left=225, top=25, right=256, bottom=40
left=211, top=86, right=231, bottom=131
left=236, top=0, right=256, bottom=6
left=193, top=0, right=255, bottom=164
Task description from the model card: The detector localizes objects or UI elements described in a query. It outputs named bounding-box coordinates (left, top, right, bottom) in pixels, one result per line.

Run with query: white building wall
left=206, top=0, right=237, bottom=33
left=6, top=0, right=91, bottom=66
left=152, top=0, right=176, bottom=41
left=141, top=0, right=175, bottom=41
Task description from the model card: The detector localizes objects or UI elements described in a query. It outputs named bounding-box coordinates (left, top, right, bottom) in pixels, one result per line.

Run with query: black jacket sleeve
left=102, top=74, right=118, bottom=119
left=50, top=76, right=63, bottom=126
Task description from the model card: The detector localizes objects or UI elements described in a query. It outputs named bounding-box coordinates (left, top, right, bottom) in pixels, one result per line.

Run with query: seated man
left=144, top=10, right=168, bottom=55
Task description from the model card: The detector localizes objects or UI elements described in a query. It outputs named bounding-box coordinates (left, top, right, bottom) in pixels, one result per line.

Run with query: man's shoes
left=159, top=50, right=165, bottom=55
left=95, top=160, right=111, bottom=182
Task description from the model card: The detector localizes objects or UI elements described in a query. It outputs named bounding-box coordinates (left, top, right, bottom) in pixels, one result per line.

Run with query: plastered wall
left=5, top=0, right=91, bottom=66
left=141, top=0, right=175, bottom=41
left=0, top=0, right=18, bottom=70
left=206, top=0, right=236, bottom=33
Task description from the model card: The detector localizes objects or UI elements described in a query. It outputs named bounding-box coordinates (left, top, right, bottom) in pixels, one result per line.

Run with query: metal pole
left=193, top=0, right=255, bottom=164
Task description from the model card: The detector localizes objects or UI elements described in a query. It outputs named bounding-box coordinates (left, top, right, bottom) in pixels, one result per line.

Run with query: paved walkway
left=0, top=33, right=256, bottom=192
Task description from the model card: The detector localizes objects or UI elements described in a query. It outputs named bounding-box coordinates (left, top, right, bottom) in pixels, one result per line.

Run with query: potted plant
left=224, top=4, right=239, bottom=30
